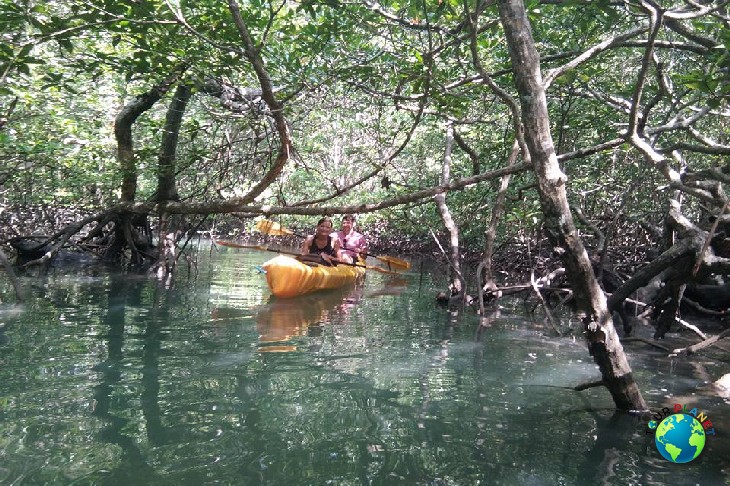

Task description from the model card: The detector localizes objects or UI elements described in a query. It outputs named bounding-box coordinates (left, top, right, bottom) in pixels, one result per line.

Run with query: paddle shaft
left=213, top=240, right=398, bottom=274
left=255, top=219, right=410, bottom=270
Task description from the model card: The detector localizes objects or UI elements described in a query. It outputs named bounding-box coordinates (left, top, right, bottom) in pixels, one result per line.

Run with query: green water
left=0, top=242, right=728, bottom=485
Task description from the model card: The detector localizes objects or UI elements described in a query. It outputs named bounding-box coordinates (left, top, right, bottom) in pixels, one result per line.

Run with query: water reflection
left=91, top=274, right=159, bottom=481
left=1, top=248, right=728, bottom=485
left=365, top=275, right=408, bottom=299
left=255, top=284, right=364, bottom=351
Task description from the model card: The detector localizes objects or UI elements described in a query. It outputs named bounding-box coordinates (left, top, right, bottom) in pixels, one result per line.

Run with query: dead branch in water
left=672, top=328, right=730, bottom=356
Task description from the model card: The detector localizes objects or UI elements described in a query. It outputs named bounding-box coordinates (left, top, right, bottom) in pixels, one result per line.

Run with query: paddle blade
left=375, top=255, right=411, bottom=270
left=255, top=219, right=294, bottom=236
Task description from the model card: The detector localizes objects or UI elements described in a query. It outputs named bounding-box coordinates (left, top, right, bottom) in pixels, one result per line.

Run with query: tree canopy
left=0, top=0, right=723, bottom=221
left=0, top=0, right=726, bottom=260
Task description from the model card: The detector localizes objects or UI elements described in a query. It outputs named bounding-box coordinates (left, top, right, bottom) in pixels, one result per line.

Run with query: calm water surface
left=0, top=242, right=728, bottom=485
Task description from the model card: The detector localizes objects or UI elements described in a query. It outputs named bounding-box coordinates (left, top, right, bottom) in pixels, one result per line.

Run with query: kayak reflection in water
left=255, top=284, right=363, bottom=351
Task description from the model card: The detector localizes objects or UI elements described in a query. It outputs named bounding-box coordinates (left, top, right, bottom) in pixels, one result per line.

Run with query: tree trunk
left=157, top=83, right=191, bottom=202
left=151, top=83, right=192, bottom=279
left=110, top=69, right=187, bottom=264
left=498, top=0, right=647, bottom=410
left=434, top=123, right=465, bottom=296
left=228, top=0, right=292, bottom=204
left=114, top=69, right=186, bottom=202
left=480, top=140, right=519, bottom=294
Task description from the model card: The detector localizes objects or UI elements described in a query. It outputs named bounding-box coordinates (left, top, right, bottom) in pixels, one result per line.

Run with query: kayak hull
left=262, top=255, right=365, bottom=298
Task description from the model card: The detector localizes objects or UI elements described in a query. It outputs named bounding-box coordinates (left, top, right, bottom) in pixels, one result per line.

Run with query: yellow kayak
left=262, top=255, right=366, bottom=298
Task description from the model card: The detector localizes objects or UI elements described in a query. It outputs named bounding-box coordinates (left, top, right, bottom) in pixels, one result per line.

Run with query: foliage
left=0, top=0, right=728, bottom=256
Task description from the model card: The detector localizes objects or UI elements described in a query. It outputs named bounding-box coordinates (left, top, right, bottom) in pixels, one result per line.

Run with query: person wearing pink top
left=335, top=214, right=368, bottom=264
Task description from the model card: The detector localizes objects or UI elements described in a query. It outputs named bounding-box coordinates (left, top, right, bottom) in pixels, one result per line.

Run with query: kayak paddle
left=254, top=219, right=411, bottom=270
left=212, top=240, right=401, bottom=275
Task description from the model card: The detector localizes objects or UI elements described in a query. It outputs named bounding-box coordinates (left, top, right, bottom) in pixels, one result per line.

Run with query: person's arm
left=332, top=237, right=349, bottom=263
left=301, top=236, right=313, bottom=255
left=340, top=232, right=359, bottom=260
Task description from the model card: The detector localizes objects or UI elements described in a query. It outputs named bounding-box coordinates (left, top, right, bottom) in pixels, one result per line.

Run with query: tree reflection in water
left=91, top=275, right=159, bottom=482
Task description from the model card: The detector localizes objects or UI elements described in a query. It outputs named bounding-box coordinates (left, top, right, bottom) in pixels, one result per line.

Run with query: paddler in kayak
left=300, top=217, right=345, bottom=266
left=336, top=214, right=368, bottom=264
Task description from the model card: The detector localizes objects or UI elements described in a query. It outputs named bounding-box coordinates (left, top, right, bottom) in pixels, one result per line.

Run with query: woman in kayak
left=301, top=217, right=344, bottom=265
